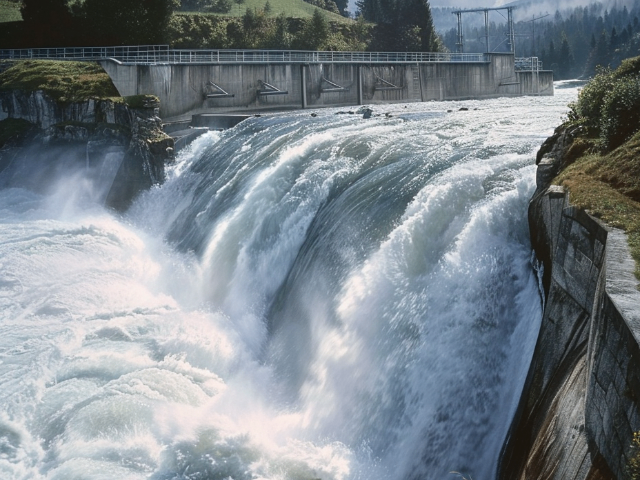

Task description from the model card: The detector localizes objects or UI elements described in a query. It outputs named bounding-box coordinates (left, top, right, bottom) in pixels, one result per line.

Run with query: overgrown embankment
left=0, top=60, right=174, bottom=211
left=499, top=56, right=640, bottom=480
left=552, top=57, right=640, bottom=280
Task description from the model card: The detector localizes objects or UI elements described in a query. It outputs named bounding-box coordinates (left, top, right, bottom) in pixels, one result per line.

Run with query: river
left=0, top=83, right=578, bottom=480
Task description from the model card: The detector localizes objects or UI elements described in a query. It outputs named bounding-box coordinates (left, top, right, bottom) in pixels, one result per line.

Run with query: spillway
left=0, top=85, right=577, bottom=480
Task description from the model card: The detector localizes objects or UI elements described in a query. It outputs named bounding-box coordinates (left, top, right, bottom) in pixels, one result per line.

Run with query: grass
left=0, top=0, right=21, bottom=23
left=124, top=94, right=160, bottom=109
left=180, top=0, right=351, bottom=23
left=0, top=60, right=121, bottom=104
left=0, top=118, right=34, bottom=148
left=554, top=130, right=640, bottom=280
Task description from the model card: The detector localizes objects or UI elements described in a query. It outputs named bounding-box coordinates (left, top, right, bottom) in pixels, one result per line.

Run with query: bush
left=600, top=75, right=640, bottom=150
left=566, top=66, right=616, bottom=135
left=566, top=56, right=640, bottom=151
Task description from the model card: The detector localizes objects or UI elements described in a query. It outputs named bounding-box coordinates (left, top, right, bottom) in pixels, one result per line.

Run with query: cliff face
left=0, top=89, right=173, bottom=211
left=499, top=127, right=640, bottom=480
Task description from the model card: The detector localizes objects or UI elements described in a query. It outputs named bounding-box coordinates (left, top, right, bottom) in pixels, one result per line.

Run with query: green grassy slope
left=0, top=60, right=120, bottom=102
left=181, top=0, right=350, bottom=22
left=0, top=0, right=21, bottom=23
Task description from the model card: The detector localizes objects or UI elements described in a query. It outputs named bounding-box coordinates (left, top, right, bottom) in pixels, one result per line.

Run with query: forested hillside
left=0, top=0, right=441, bottom=52
left=436, top=1, right=640, bottom=79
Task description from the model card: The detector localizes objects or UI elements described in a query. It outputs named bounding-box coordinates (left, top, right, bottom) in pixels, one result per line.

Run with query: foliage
left=168, top=10, right=368, bottom=49
left=190, top=0, right=349, bottom=22
left=567, top=57, right=640, bottom=150
left=124, top=95, right=160, bottom=109
left=179, top=0, right=232, bottom=13
left=166, top=13, right=232, bottom=47
left=20, top=0, right=70, bottom=23
left=0, top=0, right=22, bottom=22
left=439, top=0, right=640, bottom=80
left=600, top=75, right=640, bottom=150
left=553, top=56, right=640, bottom=281
left=0, top=60, right=120, bottom=104
left=79, top=0, right=179, bottom=45
left=294, top=9, right=329, bottom=49
left=358, top=0, right=441, bottom=52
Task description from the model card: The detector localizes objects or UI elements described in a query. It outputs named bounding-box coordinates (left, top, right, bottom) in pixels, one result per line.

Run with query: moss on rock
left=0, top=60, right=120, bottom=104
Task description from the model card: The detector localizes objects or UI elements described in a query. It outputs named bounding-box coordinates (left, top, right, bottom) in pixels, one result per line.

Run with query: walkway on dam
left=0, top=45, right=544, bottom=70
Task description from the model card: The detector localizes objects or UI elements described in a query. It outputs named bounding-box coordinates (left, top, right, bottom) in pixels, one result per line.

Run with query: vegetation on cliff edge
left=554, top=56, right=640, bottom=281
left=0, top=60, right=120, bottom=103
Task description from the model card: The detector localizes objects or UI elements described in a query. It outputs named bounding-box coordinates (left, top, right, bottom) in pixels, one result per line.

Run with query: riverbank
left=500, top=59, right=640, bottom=479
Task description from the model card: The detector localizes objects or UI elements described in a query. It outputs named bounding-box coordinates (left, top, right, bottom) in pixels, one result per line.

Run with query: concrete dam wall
left=99, top=53, right=553, bottom=118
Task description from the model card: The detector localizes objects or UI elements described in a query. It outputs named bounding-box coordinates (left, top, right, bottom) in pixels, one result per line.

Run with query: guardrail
left=0, top=45, right=489, bottom=64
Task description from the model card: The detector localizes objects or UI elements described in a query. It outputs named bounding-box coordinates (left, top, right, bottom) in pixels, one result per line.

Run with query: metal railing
left=0, top=45, right=170, bottom=62
left=515, top=57, right=544, bottom=71
left=0, top=45, right=488, bottom=65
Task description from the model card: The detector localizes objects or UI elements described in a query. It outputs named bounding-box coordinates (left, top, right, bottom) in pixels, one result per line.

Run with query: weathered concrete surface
left=100, top=53, right=554, bottom=118
left=499, top=128, right=640, bottom=480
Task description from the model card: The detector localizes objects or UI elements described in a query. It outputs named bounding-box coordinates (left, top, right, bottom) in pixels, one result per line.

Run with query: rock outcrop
left=499, top=127, right=640, bottom=480
left=0, top=90, right=173, bottom=211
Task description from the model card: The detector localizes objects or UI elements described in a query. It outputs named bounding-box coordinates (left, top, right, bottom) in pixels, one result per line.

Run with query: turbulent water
left=0, top=84, right=578, bottom=480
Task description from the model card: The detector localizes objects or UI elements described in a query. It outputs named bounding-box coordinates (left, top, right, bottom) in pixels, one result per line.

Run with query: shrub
left=566, top=56, right=640, bottom=151
left=566, top=66, right=615, bottom=135
left=600, top=75, right=640, bottom=150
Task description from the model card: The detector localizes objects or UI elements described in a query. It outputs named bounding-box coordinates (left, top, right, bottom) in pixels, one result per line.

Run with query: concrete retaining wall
left=499, top=160, right=640, bottom=478
left=100, top=53, right=554, bottom=118
left=586, top=226, right=640, bottom=479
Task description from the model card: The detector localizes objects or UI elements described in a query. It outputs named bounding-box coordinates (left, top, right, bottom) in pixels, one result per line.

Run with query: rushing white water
left=0, top=84, right=578, bottom=480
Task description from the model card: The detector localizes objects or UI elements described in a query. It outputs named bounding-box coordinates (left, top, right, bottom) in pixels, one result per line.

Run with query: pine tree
left=610, top=26, right=619, bottom=50
left=359, top=0, right=440, bottom=51
left=558, top=32, right=575, bottom=79
left=583, top=30, right=609, bottom=78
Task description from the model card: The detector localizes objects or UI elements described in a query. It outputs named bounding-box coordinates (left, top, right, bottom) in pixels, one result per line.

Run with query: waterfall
left=0, top=85, right=578, bottom=480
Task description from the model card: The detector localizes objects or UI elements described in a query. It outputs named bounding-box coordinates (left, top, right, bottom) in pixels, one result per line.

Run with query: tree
left=21, top=0, right=70, bottom=24
left=81, top=0, right=178, bottom=45
left=358, top=0, right=440, bottom=52
left=19, top=0, right=78, bottom=46
left=295, top=9, right=329, bottom=50
left=610, top=26, right=619, bottom=50
left=558, top=32, right=575, bottom=79
left=266, top=13, right=293, bottom=48
left=583, top=30, right=609, bottom=78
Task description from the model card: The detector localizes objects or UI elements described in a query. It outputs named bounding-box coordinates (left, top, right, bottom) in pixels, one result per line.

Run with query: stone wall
left=499, top=128, right=640, bottom=479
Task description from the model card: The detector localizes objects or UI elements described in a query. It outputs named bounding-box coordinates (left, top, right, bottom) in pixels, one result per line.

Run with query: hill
left=181, top=0, right=349, bottom=22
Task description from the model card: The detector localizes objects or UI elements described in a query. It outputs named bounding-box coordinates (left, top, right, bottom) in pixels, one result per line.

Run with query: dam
left=1, top=45, right=553, bottom=118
